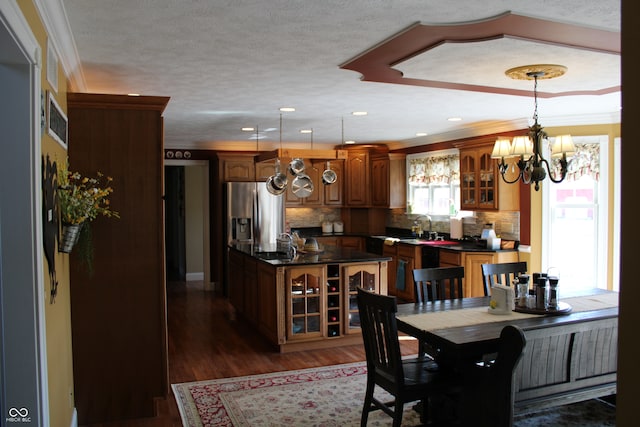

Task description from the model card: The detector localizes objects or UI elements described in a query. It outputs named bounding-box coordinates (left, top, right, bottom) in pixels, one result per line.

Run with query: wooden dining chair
left=481, top=261, right=527, bottom=296
left=413, top=266, right=465, bottom=303
left=412, top=266, right=465, bottom=361
left=356, top=288, right=457, bottom=427
left=458, top=324, right=526, bottom=427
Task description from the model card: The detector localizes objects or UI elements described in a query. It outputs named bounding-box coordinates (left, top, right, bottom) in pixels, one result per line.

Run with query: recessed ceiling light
left=352, top=111, right=368, bottom=116
left=447, top=117, right=462, bottom=122
left=300, top=129, right=313, bottom=134
left=127, top=93, right=140, bottom=96
left=416, top=132, right=428, bottom=137
left=241, top=127, right=255, bottom=132
left=279, top=107, right=296, bottom=112
left=345, top=140, right=356, bottom=144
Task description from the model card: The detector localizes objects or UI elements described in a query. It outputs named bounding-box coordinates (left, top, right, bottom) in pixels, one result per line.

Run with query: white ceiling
left=58, top=0, right=620, bottom=151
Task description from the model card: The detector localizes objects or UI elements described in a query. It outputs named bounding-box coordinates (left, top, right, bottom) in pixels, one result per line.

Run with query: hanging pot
left=291, top=173, right=314, bottom=198
left=288, top=158, right=306, bottom=176
left=59, top=222, right=83, bottom=253
left=266, top=175, right=286, bottom=195
left=322, top=161, right=337, bottom=185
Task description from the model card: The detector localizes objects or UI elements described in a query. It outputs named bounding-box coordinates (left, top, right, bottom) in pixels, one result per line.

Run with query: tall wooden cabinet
left=67, top=93, right=170, bottom=424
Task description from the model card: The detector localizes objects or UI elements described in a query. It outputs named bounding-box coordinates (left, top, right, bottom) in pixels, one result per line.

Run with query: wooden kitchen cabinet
left=315, top=236, right=363, bottom=251
left=345, top=149, right=369, bottom=206
left=344, top=145, right=405, bottom=208
left=285, top=159, right=343, bottom=206
left=219, top=153, right=257, bottom=181
left=459, top=146, right=496, bottom=210
left=457, top=140, right=519, bottom=211
left=383, top=242, right=422, bottom=302
left=439, top=249, right=519, bottom=297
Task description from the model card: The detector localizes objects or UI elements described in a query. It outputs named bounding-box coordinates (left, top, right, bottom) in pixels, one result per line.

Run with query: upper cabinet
left=456, top=139, right=519, bottom=211
left=284, top=158, right=344, bottom=207
left=344, top=145, right=405, bottom=209
left=219, top=153, right=257, bottom=181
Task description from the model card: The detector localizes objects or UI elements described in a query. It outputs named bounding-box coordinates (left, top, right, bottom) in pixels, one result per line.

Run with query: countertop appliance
left=225, top=182, right=285, bottom=248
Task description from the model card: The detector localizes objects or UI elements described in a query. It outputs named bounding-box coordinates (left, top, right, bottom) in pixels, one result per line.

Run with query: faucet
left=413, top=215, right=432, bottom=238
left=277, top=233, right=297, bottom=258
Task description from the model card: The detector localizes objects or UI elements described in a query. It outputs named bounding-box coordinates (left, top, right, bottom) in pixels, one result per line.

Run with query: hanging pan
left=288, top=158, right=305, bottom=176
left=291, top=173, right=314, bottom=198
left=266, top=158, right=287, bottom=195
left=322, top=161, right=337, bottom=185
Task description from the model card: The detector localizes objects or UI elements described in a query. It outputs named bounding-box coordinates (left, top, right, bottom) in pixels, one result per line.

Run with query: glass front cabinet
left=286, top=266, right=325, bottom=340
left=344, top=263, right=380, bottom=335
left=285, top=262, right=382, bottom=341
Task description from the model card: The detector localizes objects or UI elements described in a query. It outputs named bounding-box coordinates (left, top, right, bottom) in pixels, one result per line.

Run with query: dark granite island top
left=229, top=242, right=391, bottom=266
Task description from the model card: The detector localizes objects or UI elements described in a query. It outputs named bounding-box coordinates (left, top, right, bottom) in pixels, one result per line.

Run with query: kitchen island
left=228, top=244, right=390, bottom=352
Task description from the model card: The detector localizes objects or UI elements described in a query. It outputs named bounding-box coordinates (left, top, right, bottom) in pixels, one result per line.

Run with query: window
left=543, top=136, right=609, bottom=291
left=407, top=150, right=460, bottom=215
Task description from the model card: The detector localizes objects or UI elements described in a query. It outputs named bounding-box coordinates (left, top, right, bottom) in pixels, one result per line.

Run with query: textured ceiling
left=59, top=0, right=620, bottom=151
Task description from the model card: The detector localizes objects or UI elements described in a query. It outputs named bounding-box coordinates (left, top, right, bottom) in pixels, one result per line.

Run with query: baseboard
left=186, top=272, right=204, bottom=281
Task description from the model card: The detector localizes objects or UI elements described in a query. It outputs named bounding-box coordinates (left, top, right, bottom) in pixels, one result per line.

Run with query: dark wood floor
left=85, top=280, right=419, bottom=426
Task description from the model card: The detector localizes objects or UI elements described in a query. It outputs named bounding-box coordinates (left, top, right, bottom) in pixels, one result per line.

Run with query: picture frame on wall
left=48, top=92, right=68, bottom=149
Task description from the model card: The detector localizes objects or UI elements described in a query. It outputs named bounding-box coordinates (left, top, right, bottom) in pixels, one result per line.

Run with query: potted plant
left=57, top=161, right=120, bottom=272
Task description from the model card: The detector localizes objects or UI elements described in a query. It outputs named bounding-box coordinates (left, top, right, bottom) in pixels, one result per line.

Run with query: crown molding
left=33, top=0, right=86, bottom=91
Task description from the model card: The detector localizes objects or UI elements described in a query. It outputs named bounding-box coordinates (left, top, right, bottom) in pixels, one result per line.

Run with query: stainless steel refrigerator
left=225, top=182, right=285, bottom=248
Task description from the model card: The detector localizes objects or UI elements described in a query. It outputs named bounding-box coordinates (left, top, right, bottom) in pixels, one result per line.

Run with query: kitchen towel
left=396, top=259, right=407, bottom=291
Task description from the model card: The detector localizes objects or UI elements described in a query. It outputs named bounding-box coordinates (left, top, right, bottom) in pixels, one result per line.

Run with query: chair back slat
left=481, top=262, right=527, bottom=296
left=413, top=267, right=465, bottom=303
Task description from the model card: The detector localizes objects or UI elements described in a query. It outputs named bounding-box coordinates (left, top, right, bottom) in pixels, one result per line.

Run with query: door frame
left=0, top=1, right=49, bottom=424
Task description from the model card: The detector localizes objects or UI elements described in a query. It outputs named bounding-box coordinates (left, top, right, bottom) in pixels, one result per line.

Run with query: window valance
left=551, top=142, right=600, bottom=181
left=408, top=154, right=460, bottom=185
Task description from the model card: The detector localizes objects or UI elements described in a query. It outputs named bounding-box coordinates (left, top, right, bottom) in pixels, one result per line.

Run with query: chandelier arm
left=540, top=157, right=568, bottom=184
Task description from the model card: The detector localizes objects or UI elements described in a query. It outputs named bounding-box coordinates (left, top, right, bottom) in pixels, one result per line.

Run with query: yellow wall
left=17, top=1, right=75, bottom=426
left=527, top=123, right=620, bottom=291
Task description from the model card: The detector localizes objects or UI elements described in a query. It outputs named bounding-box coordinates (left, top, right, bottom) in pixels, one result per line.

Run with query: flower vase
left=59, top=223, right=83, bottom=253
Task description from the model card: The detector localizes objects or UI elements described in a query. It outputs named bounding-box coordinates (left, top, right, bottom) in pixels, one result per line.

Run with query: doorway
left=164, top=160, right=211, bottom=285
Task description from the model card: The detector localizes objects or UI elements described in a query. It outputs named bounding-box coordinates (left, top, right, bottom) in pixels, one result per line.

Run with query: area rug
left=172, top=361, right=616, bottom=426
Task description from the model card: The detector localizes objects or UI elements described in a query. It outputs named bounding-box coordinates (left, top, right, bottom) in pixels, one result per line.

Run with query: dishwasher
left=421, top=245, right=440, bottom=268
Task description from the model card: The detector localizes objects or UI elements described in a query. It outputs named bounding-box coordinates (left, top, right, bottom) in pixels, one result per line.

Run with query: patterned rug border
left=171, top=361, right=370, bottom=427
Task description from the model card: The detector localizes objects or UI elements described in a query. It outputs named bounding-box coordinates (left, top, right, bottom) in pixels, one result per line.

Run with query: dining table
left=395, top=288, right=619, bottom=414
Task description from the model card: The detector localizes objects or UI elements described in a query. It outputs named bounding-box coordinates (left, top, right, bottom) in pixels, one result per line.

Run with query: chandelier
left=491, top=64, right=576, bottom=191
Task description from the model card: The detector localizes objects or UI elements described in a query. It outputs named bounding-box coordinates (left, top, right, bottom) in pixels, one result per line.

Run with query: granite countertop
left=230, top=242, right=392, bottom=266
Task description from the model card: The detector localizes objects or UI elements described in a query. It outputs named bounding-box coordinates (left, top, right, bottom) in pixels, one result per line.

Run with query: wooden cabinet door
left=371, top=156, right=390, bottom=207
left=256, top=160, right=277, bottom=182
left=243, top=256, right=258, bottom=324
left=345, top=151, right=369, bottom=206
left=463, top=252, right=495, bottom=297
left=339, top=236, right=363, bottom=251
left=286, top=266, right=325, bottom=340
left=383, top=244, right=397, bottom=296
left=460, top=149, right=477, bottom=210
left=395, top=244, right=418, bottom=302
left=304, top=161, right=323, bottom=205
left=343, top=263, right=380, bottom=334
left=257, top=263, right=280, bottom=344
left=222, top=156, right=256, bottom=181
left=478, top=150, right=497, bottom=209
left=323, top=159, right=344, bottom=206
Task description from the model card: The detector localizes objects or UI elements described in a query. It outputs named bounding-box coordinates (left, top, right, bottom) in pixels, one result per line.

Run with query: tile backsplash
left=286, top=207, right=520, bottom=241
